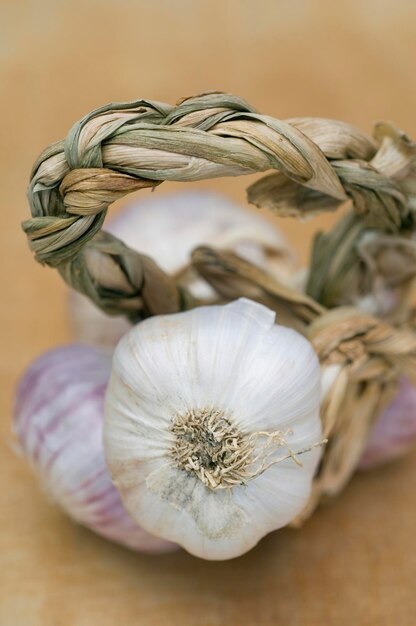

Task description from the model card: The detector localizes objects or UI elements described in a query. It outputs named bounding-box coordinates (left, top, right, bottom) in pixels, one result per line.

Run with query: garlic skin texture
left=14, top=345, right=177, bottom=554
left=359, top=377, right=416, bottom=470
left=104, top=298, right=322, bottom=560
left=69, top=190, right=297, bottom=347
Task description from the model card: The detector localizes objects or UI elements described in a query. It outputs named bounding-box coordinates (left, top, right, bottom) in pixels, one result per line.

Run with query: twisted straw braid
left=23, top=92, right=415, bottom=319
left=23, top=92, right=416, bottom=516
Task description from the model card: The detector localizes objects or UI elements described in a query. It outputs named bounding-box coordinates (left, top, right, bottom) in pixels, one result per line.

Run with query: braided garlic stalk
left=20, top=93, right=416, bottom=557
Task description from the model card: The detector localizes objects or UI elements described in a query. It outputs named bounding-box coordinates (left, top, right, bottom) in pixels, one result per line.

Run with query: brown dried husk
left=23, top=92, right=416, bottom=522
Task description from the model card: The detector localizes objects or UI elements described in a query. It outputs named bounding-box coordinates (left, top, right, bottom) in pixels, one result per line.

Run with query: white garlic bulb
left=104, top=298, right=322, bottom=560
left=14, top=345, right=177, bottom=554
left=69, top=190, right=297, bottom=347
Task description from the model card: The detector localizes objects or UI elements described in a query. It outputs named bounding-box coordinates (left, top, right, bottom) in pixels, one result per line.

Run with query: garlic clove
left=359, top=377, right=416, bottom=470
left=69, top=190, right=298, bottom=347
left=14, top=344, right=177, bottom=554
left=104, top=298, right=322, bottom=560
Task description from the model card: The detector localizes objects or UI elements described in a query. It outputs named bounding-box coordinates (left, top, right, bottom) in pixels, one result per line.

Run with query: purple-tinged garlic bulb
left=69, top=190, right=297, bottom=347
left=359, top=377, right=416, bottom=470
left=14, top=344, right=177, bottom=554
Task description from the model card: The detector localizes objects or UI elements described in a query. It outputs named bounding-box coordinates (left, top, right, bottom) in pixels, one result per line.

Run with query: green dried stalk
left=23, top=93, right=415, bottom=321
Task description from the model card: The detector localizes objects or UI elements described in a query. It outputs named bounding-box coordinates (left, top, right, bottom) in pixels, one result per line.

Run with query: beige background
left=1, top=1, right=416, bottom=624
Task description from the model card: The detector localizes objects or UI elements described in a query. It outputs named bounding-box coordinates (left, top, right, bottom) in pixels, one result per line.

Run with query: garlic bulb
left=69, top=190, right=297, bottom=347
left=104, top=298, right=322, bottom=560
left=14, top=344, right=177, bottom=554
left=359, top=377, right=416, bottom=470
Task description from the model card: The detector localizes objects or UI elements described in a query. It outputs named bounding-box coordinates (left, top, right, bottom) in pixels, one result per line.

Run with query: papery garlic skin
left=104, top=298, right=322, bottom=560
left=69, top=191, right=297, bottom=347
left=69, top=297, right=132, bottom=348
left=359, top=377, right=416, bottom=470
left=14, top=345, right=177, bottom=554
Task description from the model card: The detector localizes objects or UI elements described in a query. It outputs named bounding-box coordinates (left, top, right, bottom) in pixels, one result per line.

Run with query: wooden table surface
left=1, top=2, right=416, bottom=624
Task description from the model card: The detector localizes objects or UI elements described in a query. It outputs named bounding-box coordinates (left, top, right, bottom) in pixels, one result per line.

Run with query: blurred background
left=2, top=1, right=416, bottom=624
